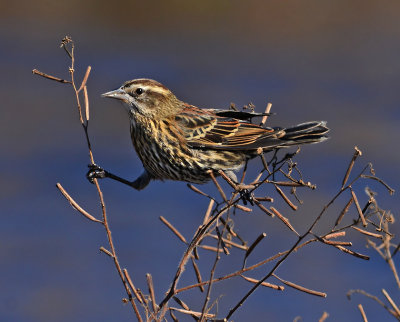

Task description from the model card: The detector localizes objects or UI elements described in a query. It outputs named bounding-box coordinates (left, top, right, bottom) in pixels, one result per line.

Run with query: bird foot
left=238, top=188, right=254, bottom=206
left=86, top=164, right=107, bottom=184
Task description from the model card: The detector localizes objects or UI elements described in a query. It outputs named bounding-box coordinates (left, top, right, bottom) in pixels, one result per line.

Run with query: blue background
left=1, top=1, right=399, bottom=321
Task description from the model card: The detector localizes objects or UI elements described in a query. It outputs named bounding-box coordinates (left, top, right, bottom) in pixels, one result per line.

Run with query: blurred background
left=1, top=1, right=399, bottom=321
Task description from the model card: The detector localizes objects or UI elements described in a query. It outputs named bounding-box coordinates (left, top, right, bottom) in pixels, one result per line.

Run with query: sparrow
left=87, top=79, right=329, bottom=190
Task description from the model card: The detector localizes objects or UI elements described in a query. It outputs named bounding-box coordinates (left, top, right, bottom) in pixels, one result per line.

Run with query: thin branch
left=36, top=38, right=143, bottom=321
left=275, top=185, right=298, bottom=210
left=347, top=289, right=398, bottom=319
left=147, top=274, right=157, bottom=313
left=342, top=146, right=362, bottom=188
left=243, top=233, right=267, bottom=268
left=260, top=102, right=272, bottom=126
left=334, top=197, right=353, bottom=227
left=77, top=65, right=92, bottom=92
left=319, top=311, right=329, bottom=322
left=361, top=175, right=395, bottom=195
left=273, top=274, right=327, bottom=297
left=358, top=304, right=368, bottom=322
left=32, top=69, right=71, bottom=83
left=382, top=289, right=400, bottom=317
left=99, top=247, right=113, bottom=258
left=352, top=226, right=383, bottom=239
left=170, top=308, right=215, bottom=319
left=351, top=189, right=367, bottom=227
left=159, top=216, right=187, bottom=244
left=56, top=183, right=102, bottom=223
left=270, top=207, right=298, bottom=235
left=241, top=275, right=284, bottom=290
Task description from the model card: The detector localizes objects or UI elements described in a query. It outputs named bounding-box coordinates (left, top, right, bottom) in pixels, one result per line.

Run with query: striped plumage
left=130, top=110, right=246, bottom=184
left=91, top=79, right=329, bottom=189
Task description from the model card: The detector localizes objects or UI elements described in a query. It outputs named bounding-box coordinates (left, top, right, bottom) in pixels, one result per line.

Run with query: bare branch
left=351, top=189, right=367, bottom=227
left=159, top=216, right=187, bottom=244
left=358, top=304, right=368, bottom=322
left=335, top=197, right=353, bottom=227
left=56, top=183, right=102, bottom=223
left=260, top=102, right=272, bottom=126
left=241, top=275, right=284, bottom=290
left=382, top=289, right=400, bottom=317
left=342, top=146, right=362, bottom=188
left=273, top=274, right=327, bottom=298
left=32, top=69, right=71, bottom=83
left=275, top=185, right=298, bottom=210
left=352, top=226, right=383, bottom=240
left=270, top=207, right=298, bottom=235
left=77, top=65, right=92, bottom=92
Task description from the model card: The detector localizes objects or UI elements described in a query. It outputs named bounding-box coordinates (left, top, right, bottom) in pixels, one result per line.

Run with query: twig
left=208, top=170, right=228, bottom=203
left=56, top=183, right=102, bottom=223
left=319, top=311, right=329, bottom=322
left=382, top=289, right=400, bottom=317
left=351, top=226, right=383, bottom=239
left=200, top=216, right=231, bottom=320
left=351, top=189, right=367, bottom=227
left=361, top=175, right=395, bottom=195
left=273, top=274, right=327, bottom=297
left=170, top=307, right=215, bottom=319
left=77, top=66, right=92, bottom=92
left=260, top=102, right=272, bottom=126
left=358, top=304, right=368, bottom=322
left=99, top=247, right=113, bottom=257
left=342, top=146, right=362, bottom=188
left=147, top=274, right=157, bottom=313
left=347, top=289, right=397, bottom=318
left=270, top=207, right=298, bottom=235
left=335, top=245, right=369, bottom=260
left=253, top=198, right=275, bottom=217
left=32, top=69, right=71, bottom=83
left=187, top=183, right=215, bottom=201
left=83, top=85, right=89, bottom=121
left=334, top=197, right=353, bottom=227
left=159, top=216, right=187, bottom=244
left=275, top=185, right=298, bottom=210
left=325, top=232, right=346, bottom=239
left=243, top=233, right=267, bottom=268
left=123, top=269, right=143, bottom=305
left=241, top=275, right=284, bottom=290
left=191, top=257, right=204, bottom=292
left=35, top=38, right=143, bottom=321
left=208, top=234, right=248, bottom=251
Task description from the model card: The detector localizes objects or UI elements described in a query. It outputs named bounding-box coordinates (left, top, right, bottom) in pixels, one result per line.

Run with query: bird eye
left=136, top=88, right=143, bottom=95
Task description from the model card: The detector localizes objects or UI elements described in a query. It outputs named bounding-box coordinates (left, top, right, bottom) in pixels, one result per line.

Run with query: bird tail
left=280, top=121, right=329, bottom=146
left=252, top=121, right=329, bottom=151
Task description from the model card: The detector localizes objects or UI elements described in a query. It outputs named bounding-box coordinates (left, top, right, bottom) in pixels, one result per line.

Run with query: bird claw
left=86, top=163, right=106, bottom=184
left=239, top=189, right=254, bottom=206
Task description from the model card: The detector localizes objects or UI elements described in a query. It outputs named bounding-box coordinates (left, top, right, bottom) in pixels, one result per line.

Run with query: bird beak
left=101, top=88, right=127, bottom=101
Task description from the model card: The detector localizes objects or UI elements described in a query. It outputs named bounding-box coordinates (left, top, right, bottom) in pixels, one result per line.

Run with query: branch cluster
left=33, top=37, right=396, bottom=322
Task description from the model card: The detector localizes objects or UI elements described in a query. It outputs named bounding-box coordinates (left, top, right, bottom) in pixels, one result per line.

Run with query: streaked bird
left=87, top=79, right=329, bottom=190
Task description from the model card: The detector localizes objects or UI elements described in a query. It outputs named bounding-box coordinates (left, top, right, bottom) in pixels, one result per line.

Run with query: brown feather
left=176, top=106, right=280, bottom=150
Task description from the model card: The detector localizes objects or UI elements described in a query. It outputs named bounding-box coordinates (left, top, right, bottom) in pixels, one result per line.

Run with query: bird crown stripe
left=139, top=85, right=170, bottom=95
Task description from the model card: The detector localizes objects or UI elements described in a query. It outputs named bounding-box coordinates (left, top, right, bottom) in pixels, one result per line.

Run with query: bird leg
left=86, top=164, right=151, bottom=190
left=130, top=170, right=152, bottom=190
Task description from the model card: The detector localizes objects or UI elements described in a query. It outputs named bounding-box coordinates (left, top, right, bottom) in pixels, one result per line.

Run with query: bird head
left=102, top=78, right=182, bottom=119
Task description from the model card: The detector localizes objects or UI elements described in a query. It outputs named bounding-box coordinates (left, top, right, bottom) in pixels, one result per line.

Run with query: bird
left=87, top=78, right=329, bottom=190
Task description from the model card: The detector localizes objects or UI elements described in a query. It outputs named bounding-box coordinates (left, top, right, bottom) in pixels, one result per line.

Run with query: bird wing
left=175, top=105, right=284, bottom=150
left=211, top=109, right=273, bottom=120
